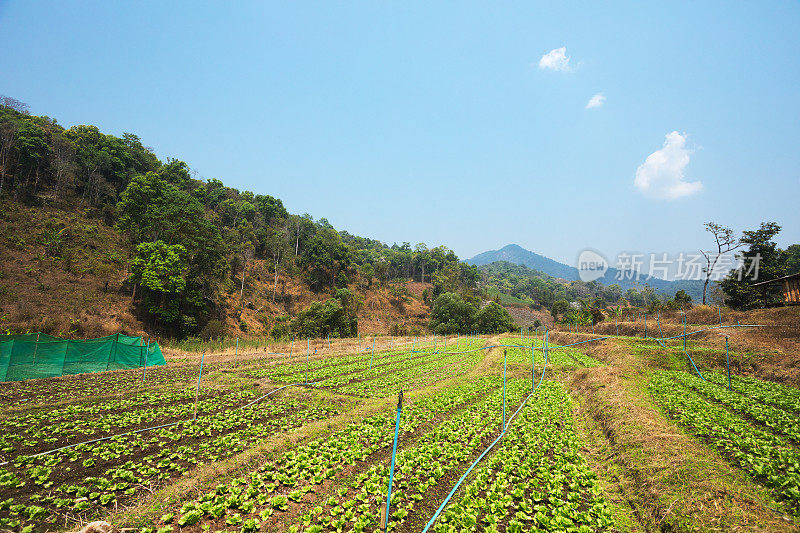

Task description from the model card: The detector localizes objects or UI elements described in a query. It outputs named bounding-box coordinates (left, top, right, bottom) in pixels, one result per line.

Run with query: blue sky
left=1, top=1, right=798, bottom=271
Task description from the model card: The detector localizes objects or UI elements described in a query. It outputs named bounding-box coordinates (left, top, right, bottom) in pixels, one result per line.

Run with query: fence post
left=683, top=311, right=687, bottom=352
left=194, top=350, right=205, bottom=420
left=143, top=337, right=150, bottom=382
left=107, top=332, right=120, bottom=372
left=33, top=332, right=40, bottom=365
left=370, top=338, right=376, bottom=370
left=382, top=390, right=403, bottom=533
left=644, top=313, right=648, bottom=339
left=306, top=338, right=310, bottom=384
left=531, top=341, right=535, bottom=392
left=726, top=336, right=731, bottom=391
left=502, top=349, right=507, bottom=431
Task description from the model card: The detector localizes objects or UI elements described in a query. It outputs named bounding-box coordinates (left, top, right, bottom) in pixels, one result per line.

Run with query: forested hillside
left=0, top=98, right=480, bottom=339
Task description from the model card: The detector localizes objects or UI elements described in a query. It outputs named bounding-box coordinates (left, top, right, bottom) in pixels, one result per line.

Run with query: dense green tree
left=673, top=289, right=692, bottom=309
left=476, top=302, right=515, bottom=333
left=721, top=222, right=785, bottom=309
left=429, top=292, right=478, bottom=334
left=785, top=244, right=800, bottom=276
left=117, top=172, right=226, bottom=335
left=299, top=227, right=352, bottom=291
left=254, top=193, right=288, bottom=225
left=129, top=241, right=188, bottom=327
left=550, top=299, right=569, bottom=320
left=290, top=288, right=359, bottom=338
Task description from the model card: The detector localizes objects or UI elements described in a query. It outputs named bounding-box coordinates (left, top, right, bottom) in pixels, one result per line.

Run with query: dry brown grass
left=0, top=202, right=434, bottom=341
left=570, top=365, right=797, bottom=531
left=553, top=306, right=800, bottom=387
left=566, top=338, right=799, bottom=532
left=0, top=202, right=139, bottom=338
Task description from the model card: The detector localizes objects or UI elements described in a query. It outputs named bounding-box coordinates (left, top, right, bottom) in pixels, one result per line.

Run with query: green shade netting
left=0, top=333, right=165, bottom=382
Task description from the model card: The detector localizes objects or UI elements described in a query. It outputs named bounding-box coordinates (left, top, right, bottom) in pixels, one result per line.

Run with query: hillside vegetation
left=0, top=100, right=486, bottom=339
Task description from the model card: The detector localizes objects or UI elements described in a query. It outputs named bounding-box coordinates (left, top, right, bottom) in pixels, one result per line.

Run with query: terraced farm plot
left=146, top=376, right=608, bottom=533
left=650, top=370, right=800, bottom=517
left=0, top=364, right=221, bottom=408
left=246, top=340, right=487, bottom=398
left=432, top=382, right=616, bottom=533
left=0, top=374, right=342, bottom=531
left=498, top=338, right=604, bottom=368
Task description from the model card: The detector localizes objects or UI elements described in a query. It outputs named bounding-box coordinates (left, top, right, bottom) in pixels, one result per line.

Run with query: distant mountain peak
left=467, top=244, right=705, bottom=300
left=467, top=244, right=578, bottom=280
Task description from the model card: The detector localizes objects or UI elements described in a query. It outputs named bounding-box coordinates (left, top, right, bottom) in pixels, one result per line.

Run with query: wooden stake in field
left=194, top=350, right=206, bottom=420
left=644, top=313, right=648, bottom=339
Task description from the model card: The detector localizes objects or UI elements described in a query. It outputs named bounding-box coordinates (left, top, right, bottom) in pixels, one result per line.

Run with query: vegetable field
left=650, top=370, right=800, bottom=517
left=2, top=326, right=799, bottom=532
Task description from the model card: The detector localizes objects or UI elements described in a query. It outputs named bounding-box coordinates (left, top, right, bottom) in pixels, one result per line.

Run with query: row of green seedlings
left=0, top=393, right=339, bottom=530
left=245, top=341, right=485, bottom=398
left=433, top=381, right=616, bottom=532
left=650, top=371, right=800, bottom=517
left=0, top=363, right=219, bottom=407
left=147, top=376, right=522, bottom=533
left=670, top=371, right=800, bottom=442
left=308, top=346, right=476, bottom=389
left=498, top=338, right=604, bottom=368
left=0, top=387, right=256, bottom=458
left=245, top=346, right=442, bottom=384
left=244, top=339, right=486, bottom=384
left=332, top=351, right=484, bottom=398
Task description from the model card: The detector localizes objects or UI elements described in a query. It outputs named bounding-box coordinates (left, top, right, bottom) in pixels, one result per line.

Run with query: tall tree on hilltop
left=700, top=222, right=742, bottom=305
left=720, top=222, right=786, bottom=309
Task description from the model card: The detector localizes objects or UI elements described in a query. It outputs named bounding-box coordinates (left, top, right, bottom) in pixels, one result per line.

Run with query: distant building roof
left=751, top=272, right=800, bottom=286
left=751, top=272, right=800, bottom=305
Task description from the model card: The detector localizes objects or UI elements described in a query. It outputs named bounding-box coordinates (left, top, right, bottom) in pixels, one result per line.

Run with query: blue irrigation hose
left=420, top=322, right=774, bottom=531
left=383, top=391, right=403, bottom=532
left=726, top=336, right=732, bottom=390
left=421, top=338, right=550, bottom=533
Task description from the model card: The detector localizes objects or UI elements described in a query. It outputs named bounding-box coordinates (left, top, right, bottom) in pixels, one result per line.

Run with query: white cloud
left=585, top=93, right=605, bottom=109
left=538, top=47, right=571, bottom=71
left=634, top=132, right=703, bottom=200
